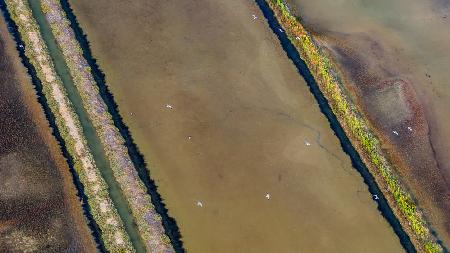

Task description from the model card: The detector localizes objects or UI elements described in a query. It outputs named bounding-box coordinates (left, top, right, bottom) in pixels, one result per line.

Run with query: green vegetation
left=267, top=0, right=441, bottom=252
left=5, top=0, right=134, bottom=252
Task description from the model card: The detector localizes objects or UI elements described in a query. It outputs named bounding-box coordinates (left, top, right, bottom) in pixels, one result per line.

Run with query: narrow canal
left=27, top=1, right=147, bottom=252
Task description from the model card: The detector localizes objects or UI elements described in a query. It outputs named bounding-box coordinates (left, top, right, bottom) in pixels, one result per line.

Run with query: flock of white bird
left=158, top=12, right=397, bottom=210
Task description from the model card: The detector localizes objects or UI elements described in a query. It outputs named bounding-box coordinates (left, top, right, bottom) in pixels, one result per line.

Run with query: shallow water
left=26, top=1, right=147, bottom=252
left=69, top=0, right=406, bottom=252
left=287, top=0, right=450, bottom=247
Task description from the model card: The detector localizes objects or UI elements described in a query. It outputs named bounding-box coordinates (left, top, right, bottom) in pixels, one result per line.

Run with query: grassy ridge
left=40, top=0, right=175, bottom=252
left=267, top=0, right=441, bottom=252
left=4, top=0, right=134, bottom=252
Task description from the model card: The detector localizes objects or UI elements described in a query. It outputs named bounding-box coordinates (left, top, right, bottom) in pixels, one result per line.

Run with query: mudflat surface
left=70, top=0, right=404, bottom=252
left=287, top=0, right=450, bottom=247
left=0, top=14, right=96, bottom=252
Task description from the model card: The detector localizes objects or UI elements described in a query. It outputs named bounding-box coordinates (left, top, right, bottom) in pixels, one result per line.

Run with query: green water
left=27, top=1, right=146, bottom=252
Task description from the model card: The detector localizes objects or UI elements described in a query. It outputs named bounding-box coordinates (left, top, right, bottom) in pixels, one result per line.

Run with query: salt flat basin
left=286, top=0, right=450, bottom=247
left=69, top=0, right=404, bottom=252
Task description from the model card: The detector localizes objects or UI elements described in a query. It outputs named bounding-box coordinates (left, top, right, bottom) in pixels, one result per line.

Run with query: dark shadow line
left=59, top=1, right=185, bottom=252
left=254, top=0, right=418, bottom=252
left=0, top=1, right=106, bottom=252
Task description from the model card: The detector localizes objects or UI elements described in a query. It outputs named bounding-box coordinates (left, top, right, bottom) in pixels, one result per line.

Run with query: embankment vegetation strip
left=59, top=1, right=184, bottom=250
left=4, top=0, right=134, bottom=252
left=266, top=0, right=442, bottom=252
left=40, top=0, right=175, bottom=252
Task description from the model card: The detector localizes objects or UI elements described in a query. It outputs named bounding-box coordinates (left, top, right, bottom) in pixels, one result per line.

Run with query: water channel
left=27, top=1, right=146, bottom=252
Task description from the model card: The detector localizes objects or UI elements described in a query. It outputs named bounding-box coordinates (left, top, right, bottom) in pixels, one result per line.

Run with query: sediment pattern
left=40, top=0, right=174, bottom=252
left=266, top=0, right=442, bottom=252
left=4, top=0, right=134, bottom=252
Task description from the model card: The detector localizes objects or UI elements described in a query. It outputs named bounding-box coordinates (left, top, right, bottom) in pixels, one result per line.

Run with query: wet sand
left=286, top=0, right=450, bottom=248
left=0, top=12, right=96, bottom=252
left=69, top=0, right=404, bottom=252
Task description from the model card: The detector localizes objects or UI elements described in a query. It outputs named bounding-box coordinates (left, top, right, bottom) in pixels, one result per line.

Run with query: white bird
left=373, top=194, right=379, bottom=200
left=252, top=14, right=257, bottom=20
left=196, top=201, right=203, bottom=207
left=188, top=136, right=192, bottom=140
left=295, top=36, right=301, bottom=40
left=278, top=28, right=284, bottom=33
left=165, top=104, right=173, bottom=109
left=407, top=126, right=413, bottom=132
left=265, top=193, right=270, bottom=200
left=392, top=130, right=399, bottom=136
left=304, top=140, right=311, bottom=146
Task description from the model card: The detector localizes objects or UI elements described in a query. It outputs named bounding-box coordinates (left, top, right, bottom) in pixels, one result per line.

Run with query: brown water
left=69, top=0, right=404, bottom=252
left=287, top=0, right=450, bottom=247
left=0, top=13, right=96, bottom=252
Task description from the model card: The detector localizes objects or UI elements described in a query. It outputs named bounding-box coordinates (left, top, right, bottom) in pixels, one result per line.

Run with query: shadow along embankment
left=60, top=0, right=184, bottom=251
left=255, top=0, right=419, bottom=252
left=284, top=2, right=450, bottom=247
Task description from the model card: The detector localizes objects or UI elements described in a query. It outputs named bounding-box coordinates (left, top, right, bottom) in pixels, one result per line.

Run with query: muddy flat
left=0, top=12, right=96, bottom=252
left=286, top=0, right=450, bottom=247
left=70, top=0, right=404, bottom=252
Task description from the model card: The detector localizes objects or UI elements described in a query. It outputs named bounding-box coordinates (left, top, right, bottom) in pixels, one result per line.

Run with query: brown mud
left=68, top=0, right=406, bottom=252
left=0, top=12, right=96, bottom=252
